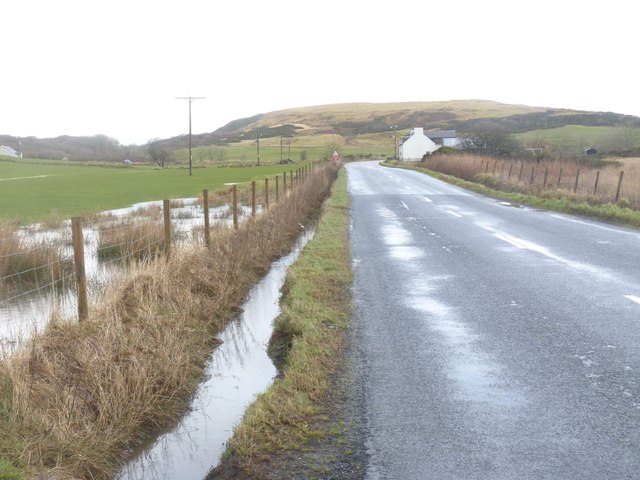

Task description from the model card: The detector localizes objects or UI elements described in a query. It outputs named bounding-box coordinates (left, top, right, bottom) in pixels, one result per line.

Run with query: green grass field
left=176, top=136, right=394, bottom=165
left=515, top=125, right=640, bottom=153
left=0, top=157, right=298, bottom=223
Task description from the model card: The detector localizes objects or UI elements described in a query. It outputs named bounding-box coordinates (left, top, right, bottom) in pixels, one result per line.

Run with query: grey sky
left=3, top=0, right=637, bottom=145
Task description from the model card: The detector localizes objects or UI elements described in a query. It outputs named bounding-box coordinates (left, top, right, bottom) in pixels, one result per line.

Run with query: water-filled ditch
left=116, top=228, right=314, bottom=480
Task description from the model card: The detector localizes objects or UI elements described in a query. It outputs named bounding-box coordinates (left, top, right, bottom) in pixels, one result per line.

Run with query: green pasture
left=0, top=157, right=299, bottom=223
left=177, top=141, right=392, bottom=165
left=515, top=125, right=640, bottom=153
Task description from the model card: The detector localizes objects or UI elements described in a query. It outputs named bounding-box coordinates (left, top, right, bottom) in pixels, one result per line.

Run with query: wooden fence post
left=529, top=166, right=535, bottom=185
left=283, top=171, right=287, bottom=192
left=163, top=199, right=171, bottom=257
left=573, top=169, right=580, bottom=194
left=557, top=167, right=563, bottom=189
left=71, top=217, right=88, bottom=321
left=290, top=170, right=294, bottom=188
left=265, top=178, right=269, bottom=210
left=232, top=185, right=238, bottom=229
left=517, top=163, right=524, bottom=182
left=275, top=175, right=279, bottom=202
left=485, top=161, right=490, bottom=174
left=543, top=167, right=549, bottom=189
left=593, top=171, right=600, bottom=195
left=251, top=181, right=256, bottom=217
left=615, top=170, right=625, bottom=202
left=203, top=189, right=210, bottom=246
left=507, top=163, right=513, bottom=180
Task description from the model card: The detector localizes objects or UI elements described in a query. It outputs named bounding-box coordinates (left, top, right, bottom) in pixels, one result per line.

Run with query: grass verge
left=0, top=163, right=339, bottom=479
left=386, top=161, right=640, bottom=228
left=209, top=168, right=355, bottom=478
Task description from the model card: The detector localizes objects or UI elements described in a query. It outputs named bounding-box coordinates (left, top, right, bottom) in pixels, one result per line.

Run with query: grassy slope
left=0, top=158, right=295, bottom=222
left=515, top=125, right=640, bottom=151
left=212, top=168, right=355, bottom=478
left=251, top=100, right=549, bottom=130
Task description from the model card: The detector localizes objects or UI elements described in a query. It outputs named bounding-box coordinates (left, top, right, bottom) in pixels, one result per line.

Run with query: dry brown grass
left=422, top=154, right=639, bottom=209
left=0, top=162, right=339, bottom=479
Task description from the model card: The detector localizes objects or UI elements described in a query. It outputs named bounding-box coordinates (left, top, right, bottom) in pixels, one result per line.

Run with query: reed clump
left=96, top=219, right=165, bottom=262
left=0, top=162, right=339, bottom=479
left=0, top=224, right=72, bottom=293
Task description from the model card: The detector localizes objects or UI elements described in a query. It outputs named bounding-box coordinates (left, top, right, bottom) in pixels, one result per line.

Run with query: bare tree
left=146, top=138, right=169, bottom=167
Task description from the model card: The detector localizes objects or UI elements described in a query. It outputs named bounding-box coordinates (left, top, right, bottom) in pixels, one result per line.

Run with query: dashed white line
left=494, top=233, right=529, bottom=249
left=422, top=196, right=432, bottom=203
left=624, top=295, right=640, bottom=305
left=400, top=201, right=410, bottom=211
left=446, top=210, right=462, bottom=218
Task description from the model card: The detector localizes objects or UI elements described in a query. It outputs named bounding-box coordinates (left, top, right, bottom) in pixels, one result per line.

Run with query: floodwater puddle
left=116, top=229, right=314, bottom=480
left=0, top=197, right=253, bottom=349
left=405, top=279, right=524, bottom=410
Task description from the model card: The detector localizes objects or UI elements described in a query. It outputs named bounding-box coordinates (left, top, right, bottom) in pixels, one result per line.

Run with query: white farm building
left=399, top=128, right=439, bottom=161
left=0, top=145, right=22, bottom=157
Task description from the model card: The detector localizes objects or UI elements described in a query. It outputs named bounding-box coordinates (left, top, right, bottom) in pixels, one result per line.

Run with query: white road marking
left=624, top=295, right=640, bottom=305
left=422, top=196, right=432, bottom=203
left=548, top=213, right=638, bottom=236
left=494, top=233, right=529, bottom=249
left=400, top=201, right=410, bottom=211
left=446, top=210, right=462, bottom=218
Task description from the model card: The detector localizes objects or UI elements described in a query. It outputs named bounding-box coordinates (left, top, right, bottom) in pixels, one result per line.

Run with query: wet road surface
left=347, top=161, right=640, bottom=479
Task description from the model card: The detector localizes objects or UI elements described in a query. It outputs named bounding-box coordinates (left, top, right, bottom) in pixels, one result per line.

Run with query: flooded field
left=0, top=196, right=254, bottom=350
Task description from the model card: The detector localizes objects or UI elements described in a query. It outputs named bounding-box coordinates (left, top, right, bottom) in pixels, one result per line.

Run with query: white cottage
left=0, top=145, right=22, bottom=157
left=399, top=128, right=439, bottom=161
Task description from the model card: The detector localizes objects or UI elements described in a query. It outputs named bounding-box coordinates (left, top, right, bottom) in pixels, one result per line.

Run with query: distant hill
left=180, top=99, right=640, bottom=146
left=4, top=100, right=640, bottom=161
left=0, top=134, right=141, bottom=162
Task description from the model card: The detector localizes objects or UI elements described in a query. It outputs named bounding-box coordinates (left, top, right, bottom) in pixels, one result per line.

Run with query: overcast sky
left=2, top=0, right=637, bottom=145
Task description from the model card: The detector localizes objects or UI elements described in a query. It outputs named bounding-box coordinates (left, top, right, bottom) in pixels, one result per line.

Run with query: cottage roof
left=425, top=130, right=457, bottom=139
left=0, top=145, right=20, bottom=156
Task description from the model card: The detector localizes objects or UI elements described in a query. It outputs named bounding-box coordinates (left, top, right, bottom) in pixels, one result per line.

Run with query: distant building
left=424, top=130, right=460, bottom=148
left=0, top=145, right=22, bottom=157
left=399, top=128, right=440, bottom=161
left=123, top=159, right=134, bottom=165
left=584, top=147, right=598, bottom=155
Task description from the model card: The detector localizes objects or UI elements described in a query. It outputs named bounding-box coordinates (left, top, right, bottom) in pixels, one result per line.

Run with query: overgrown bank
left=210, top=169, right=364, bottom=479
left=0, top=163, right=339, bottom=479
left=387, top=160, right=640, bottom=228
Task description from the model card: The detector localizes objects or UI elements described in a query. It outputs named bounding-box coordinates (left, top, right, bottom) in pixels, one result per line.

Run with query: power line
left=175, top=96, right=205, bottom=176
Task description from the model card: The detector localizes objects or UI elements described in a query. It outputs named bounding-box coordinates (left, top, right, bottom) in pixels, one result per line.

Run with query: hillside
left=4, top=100, right=640, bottom=161
left=206, top=100, right=640, bottom=138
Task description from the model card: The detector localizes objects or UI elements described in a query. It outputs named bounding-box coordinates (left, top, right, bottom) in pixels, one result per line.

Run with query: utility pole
left=175, top=96, right=205, bottom=176
left=257, top=130, right=261, bottom=165
left=288, top=136, right=291, bottom=160
left=390, top=125, right=398, bottom=159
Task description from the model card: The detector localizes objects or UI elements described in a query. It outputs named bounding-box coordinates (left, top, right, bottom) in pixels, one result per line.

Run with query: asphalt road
left=347, top=161, right=640, bottom=480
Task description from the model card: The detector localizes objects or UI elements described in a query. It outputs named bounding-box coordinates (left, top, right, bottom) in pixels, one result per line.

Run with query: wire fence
left=0, top=163, right=320, bottom=346
left=424, top=154, right=638, bottom=209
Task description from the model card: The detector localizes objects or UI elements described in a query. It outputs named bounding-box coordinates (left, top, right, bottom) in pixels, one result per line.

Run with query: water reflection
left=117, top=229, right=314, bottom=480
